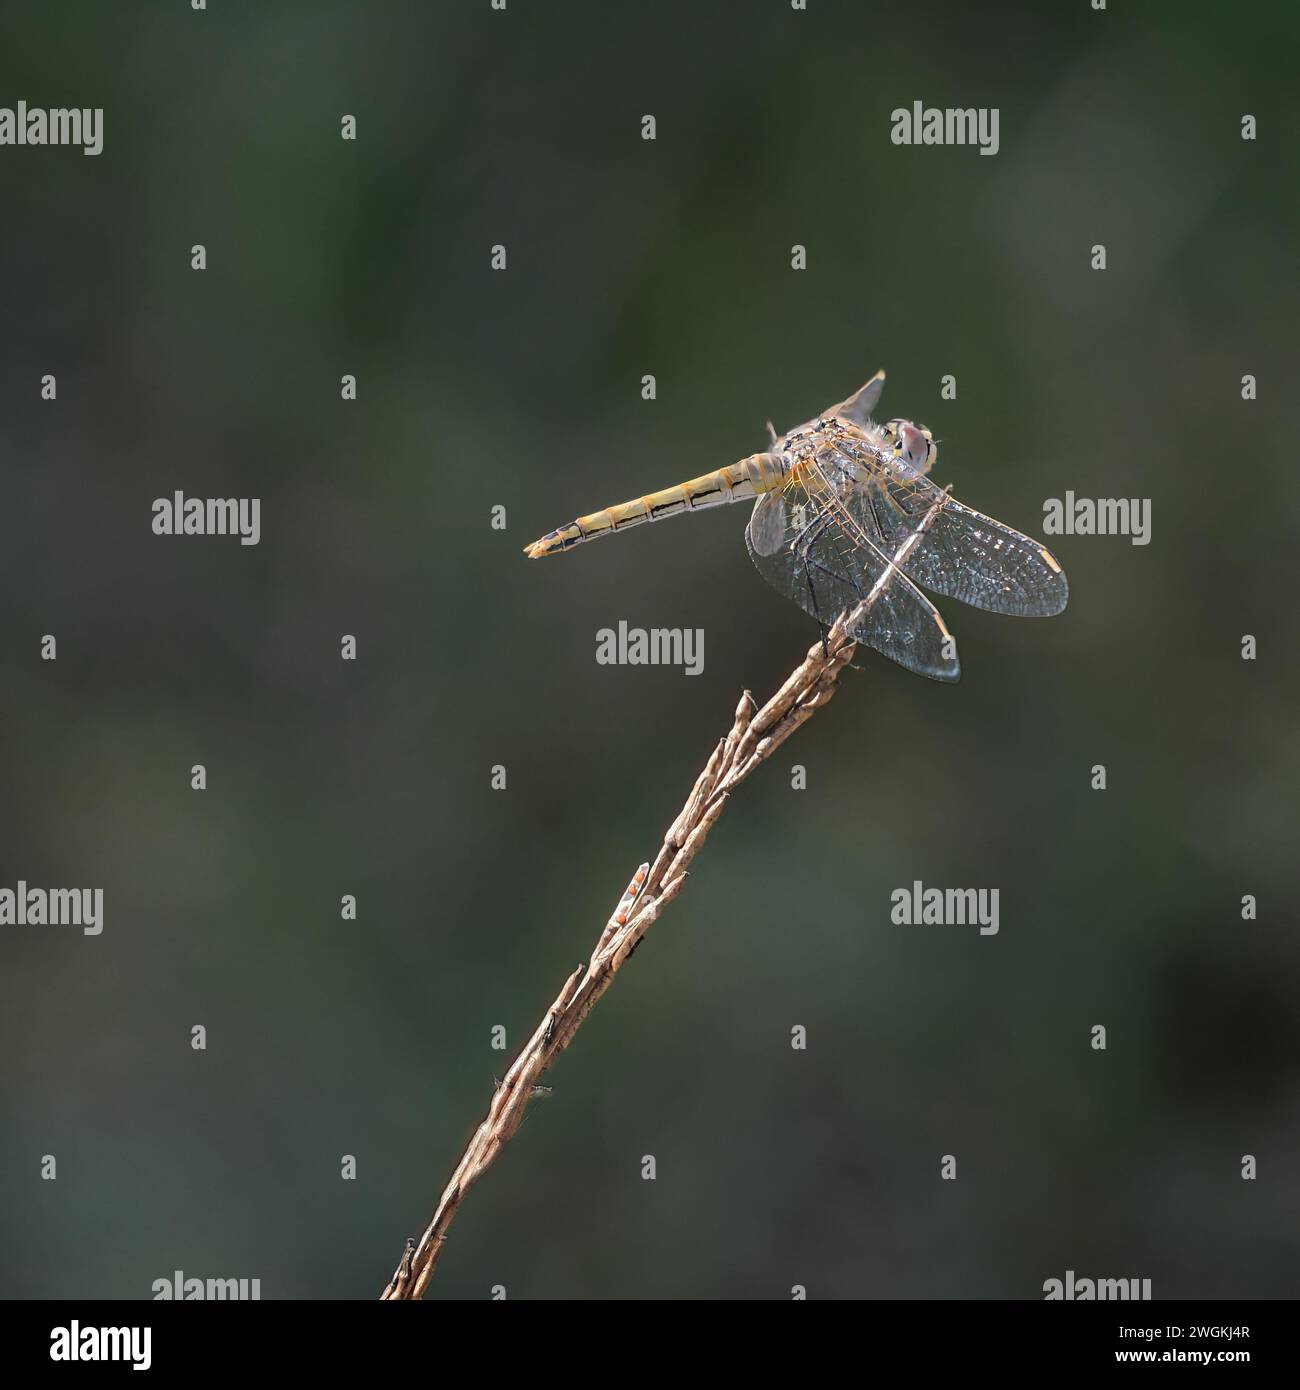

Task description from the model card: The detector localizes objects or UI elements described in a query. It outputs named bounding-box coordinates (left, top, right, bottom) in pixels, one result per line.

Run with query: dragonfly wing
left=855, top=469, right=1069, bottom=617
left=827, top=370, right=886, bottom=428
left=746, top=475, right=960, bottom=682
left=747, top=492, right=787, bottom=556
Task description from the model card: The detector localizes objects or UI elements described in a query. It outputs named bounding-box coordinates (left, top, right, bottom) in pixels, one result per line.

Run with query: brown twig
left=380, top=611, right=859, bottom=1299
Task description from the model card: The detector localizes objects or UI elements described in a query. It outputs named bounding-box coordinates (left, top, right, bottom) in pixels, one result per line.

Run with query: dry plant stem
left=381, top=614, right=858, bottom=1300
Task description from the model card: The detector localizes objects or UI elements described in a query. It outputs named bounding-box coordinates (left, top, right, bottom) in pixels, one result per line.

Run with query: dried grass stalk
left=380, top=611, right=859, bottom=1299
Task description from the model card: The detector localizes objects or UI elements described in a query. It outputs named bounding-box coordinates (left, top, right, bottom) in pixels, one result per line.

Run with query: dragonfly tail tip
left=524, top=530, right=567, bottom=558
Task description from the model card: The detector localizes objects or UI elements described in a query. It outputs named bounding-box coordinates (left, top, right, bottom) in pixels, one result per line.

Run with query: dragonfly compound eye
left=896, top=421, right=933, bottom=467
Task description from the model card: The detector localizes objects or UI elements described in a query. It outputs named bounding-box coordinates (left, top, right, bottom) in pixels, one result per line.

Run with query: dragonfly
left=524, top=370, right=1067, bottom=680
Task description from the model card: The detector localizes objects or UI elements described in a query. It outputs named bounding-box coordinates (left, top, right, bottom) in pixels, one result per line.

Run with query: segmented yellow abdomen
left=523, top=451, right=785, bottom=558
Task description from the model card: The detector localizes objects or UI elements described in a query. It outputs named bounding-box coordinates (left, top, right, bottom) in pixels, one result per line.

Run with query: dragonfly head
left=883, top=418, right=937, bottom=473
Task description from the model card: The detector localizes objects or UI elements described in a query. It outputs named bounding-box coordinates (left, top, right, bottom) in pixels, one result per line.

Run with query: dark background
left=0, top=1, right=1296, bottom=1299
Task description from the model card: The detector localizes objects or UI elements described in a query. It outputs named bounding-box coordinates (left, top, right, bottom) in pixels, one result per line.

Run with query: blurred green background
left=1, top=1, right=1297, bottom=1299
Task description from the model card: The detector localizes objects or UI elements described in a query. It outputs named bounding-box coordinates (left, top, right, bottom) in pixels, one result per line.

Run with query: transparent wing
left=848, top=463, right=1068, bottom=617
left=827, top=369, right=886, bottom=428
left=748, top=492, right=786, bottom=556
left=745, top=463, right=960, bottom=682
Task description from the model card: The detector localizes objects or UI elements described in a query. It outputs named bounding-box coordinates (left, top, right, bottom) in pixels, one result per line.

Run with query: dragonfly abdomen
left=524, top=451, right=785, bottom=558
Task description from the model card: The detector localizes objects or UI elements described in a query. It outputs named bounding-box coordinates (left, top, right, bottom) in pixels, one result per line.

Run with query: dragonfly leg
left=791, top=512, right=835, bottom=656
left=801, top=550, right=830, bottom=655
left=806, top=552, right=872, bottom=664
